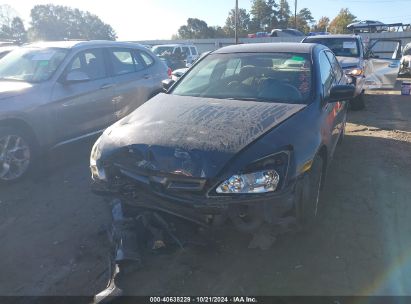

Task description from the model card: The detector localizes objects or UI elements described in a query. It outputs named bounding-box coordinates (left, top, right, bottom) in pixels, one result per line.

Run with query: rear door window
left=138, top=51, right=155, bottom=67
left=109, top=48, right=144, bottom=75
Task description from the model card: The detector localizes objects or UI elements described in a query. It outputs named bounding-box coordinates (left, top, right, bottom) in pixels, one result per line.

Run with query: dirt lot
left=1, top=82, right=411, bottom=298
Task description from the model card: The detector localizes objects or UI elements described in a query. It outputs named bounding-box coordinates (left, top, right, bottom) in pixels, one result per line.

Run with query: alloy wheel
left=0, top=134, right=31, bottom=181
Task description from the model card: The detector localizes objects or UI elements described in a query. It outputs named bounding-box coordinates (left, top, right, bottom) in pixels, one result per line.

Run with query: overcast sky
left=9, top=0, right=411, bottom=40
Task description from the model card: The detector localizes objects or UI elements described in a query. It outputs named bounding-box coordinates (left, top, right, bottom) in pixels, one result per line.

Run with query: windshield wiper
left=226, top=97, right=276, bottom=102
left=226, top=97, right=304, bottom=104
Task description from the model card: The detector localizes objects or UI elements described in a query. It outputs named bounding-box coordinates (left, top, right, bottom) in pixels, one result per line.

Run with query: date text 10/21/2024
left=149, top=297, right=258, bottom=303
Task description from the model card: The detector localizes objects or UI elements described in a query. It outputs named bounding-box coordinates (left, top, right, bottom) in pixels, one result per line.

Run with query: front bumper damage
left=92, top=176, right=297, bottom=233
left=95, top=198, right=214, bottom=303
left=93, top=176, right=304, bottom=303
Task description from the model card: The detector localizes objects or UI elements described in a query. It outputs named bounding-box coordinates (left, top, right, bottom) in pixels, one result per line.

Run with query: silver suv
left=0, top=40, right=168, bottom=182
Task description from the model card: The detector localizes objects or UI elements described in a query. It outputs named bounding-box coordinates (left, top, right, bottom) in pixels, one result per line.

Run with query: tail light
left=167, top=67, right=172, bottom=78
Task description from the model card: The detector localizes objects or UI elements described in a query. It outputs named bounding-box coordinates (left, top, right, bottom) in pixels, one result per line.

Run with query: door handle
left=143, top=74, right=151, bottom=79
left=100, top=83, right=113, bottom=89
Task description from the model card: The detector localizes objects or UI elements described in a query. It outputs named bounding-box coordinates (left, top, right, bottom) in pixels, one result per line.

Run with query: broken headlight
left=216, top=151, right=289, bottom=194
left=90, top=137, right=107, bottom=181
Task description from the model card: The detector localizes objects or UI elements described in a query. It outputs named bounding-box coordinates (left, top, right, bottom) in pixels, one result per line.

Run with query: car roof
left=213, top=43, right=320, bottom=54
left=304, top=34, right=359, bottom=39
left=21, top=40, right=147, bottom=50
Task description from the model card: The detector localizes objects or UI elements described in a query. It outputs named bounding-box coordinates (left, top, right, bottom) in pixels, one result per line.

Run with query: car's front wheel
left=0, top=127, right=33, bottom=183
left=295, top=155, right=324, bottom=229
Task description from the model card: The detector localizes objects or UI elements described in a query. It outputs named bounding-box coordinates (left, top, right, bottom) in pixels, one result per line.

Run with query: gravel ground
left=1, top=82, right=410, bottom=298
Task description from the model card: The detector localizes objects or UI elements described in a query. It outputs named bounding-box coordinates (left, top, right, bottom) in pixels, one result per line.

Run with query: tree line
left=174, top=0, right=357, bottom=39
left=0, top=4, right=116, bottom=43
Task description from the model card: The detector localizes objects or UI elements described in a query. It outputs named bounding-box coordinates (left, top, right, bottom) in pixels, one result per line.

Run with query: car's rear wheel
left=295, top=155, right=324, bottom=230
left=0, top=127, right=34, bottom=183
left=350, top=92, right=365, bottom=111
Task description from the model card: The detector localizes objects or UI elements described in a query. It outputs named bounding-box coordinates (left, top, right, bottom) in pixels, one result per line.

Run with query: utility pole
left=294, top=0, right=297, bottom=29
left=235, top=0, right=239, bottom=44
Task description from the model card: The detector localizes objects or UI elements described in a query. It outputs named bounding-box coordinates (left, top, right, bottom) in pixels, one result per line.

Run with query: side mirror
left=162, top=79, right=175, bottom=92
left=328, top=85, right=355, bottom=102
left=65, top=71, right=90, bottom=83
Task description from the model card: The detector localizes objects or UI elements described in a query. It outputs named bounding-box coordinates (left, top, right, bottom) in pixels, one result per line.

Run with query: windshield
left=172, top=52, right=312, bottom=104
left=0, top=47, right=68, bottom=83
left=305, top=38, right=360, bottom=57
left=152, top=46, right=174, bottom=56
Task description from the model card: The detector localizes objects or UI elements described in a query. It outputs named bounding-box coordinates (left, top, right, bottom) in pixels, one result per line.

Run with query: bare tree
left=0, top=4, right=18, bottom=28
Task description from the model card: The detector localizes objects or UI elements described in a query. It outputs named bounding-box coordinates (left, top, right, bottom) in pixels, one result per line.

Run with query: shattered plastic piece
left=111, top=200, right=142, bottom=265
left=152, top=240, right=166, bottom=250
left=94, top=265, right=123, bottom=304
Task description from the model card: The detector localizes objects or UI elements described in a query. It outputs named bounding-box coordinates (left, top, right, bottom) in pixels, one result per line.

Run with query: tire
left=350, top=93, right=365, bottom=111
left=295, top=155, right=324, bottom=230
left=0, top=127, right=35, bottom=183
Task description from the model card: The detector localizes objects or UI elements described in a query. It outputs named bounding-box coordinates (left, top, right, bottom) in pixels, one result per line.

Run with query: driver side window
left=66, top=49, right=107, bottom=80
left=319, top=52, right=334, bottom=98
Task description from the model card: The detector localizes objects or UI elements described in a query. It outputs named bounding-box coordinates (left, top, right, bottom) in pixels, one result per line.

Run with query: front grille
left=110, top=163, right=209, bottom=202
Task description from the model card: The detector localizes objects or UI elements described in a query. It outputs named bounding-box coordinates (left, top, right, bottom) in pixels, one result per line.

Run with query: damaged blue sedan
left=90, top=43, right=354, bottom=233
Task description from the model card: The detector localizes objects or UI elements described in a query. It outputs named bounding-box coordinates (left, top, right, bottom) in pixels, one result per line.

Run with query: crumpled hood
left=101, top=93, right=306, bottom=178
left=336, top=56, right=361, bottom=69
left=0, top=81, right=34, bottom=100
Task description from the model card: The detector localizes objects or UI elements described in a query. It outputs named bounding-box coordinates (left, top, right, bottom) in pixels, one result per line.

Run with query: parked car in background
left=302, top=35, right=401, bottom=110
left=170, top=51, right=211, bottom=82
left=256, top=32, right=269, bottom=38
left=152, top=44, right=199, bottom=65
left=0, top=40, right=168, bottom=182
left=347, top=20, right=388, bottom=33
left=171, top=68, right=187, bottom=81
left=308, top=32, right=330, bottom=36
left=248, top=32, right=269, bottom=38
left=0, top=45, right=18, bottom=59
left=0, top=41, right=20, bottom=59
left=159, top=55, right=186, bottom=71
left=270, top=29, right=305, bottom=37
left=400, top=42, right=411, bottom=76
left=90, top=43, right=355, bottom=233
